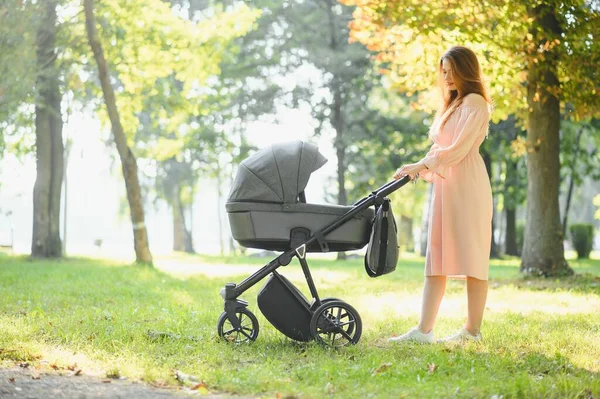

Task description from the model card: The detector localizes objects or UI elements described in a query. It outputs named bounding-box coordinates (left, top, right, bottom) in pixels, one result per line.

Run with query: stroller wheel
left=217, top=308, right=259, bottom=344
left=309, top=300, right=362, bottom=347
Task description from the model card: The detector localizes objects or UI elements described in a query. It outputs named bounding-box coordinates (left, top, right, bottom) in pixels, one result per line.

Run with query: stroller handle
left=373, top=175, right=411, bottom=198
left=351, top=175, right=411, bottom=208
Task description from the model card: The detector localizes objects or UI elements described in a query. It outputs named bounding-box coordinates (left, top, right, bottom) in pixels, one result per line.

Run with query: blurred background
left=0, top=0, right=598, bottom=273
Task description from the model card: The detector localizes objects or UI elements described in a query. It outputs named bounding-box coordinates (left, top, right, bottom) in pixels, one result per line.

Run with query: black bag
left=364, top=198, right=399, bottom=277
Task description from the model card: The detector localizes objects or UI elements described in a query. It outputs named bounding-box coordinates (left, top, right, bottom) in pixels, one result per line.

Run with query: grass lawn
left=1, top=251, right=599, bottom=398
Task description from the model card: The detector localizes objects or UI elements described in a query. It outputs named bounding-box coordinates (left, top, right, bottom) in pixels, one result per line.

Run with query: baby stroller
left=218, top=141, right=409, bottom=347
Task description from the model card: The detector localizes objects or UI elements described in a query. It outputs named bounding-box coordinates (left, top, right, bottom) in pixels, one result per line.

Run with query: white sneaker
left=388, top=327, right=434, bottom=344
left=438, top=327, right=482, bottom=343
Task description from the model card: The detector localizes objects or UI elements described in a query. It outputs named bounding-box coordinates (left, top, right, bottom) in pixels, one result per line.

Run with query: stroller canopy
left=228, top=141, right=327, bottom=204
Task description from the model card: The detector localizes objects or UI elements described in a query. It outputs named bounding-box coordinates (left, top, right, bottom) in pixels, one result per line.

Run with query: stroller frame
left=218, top=176, right=410, bottom=346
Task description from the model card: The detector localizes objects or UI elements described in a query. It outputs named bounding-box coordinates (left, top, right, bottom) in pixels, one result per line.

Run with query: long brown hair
left=433, top=46, right=491, bottom=132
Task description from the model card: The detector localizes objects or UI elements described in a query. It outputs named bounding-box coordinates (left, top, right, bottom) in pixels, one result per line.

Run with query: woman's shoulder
left=459, top=93, right=491, bottom=115
left=462, top=93, right=488, bottom=107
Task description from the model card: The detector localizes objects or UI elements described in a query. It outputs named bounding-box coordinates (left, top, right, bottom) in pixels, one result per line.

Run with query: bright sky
left=0, top=106, right=338, bottom=260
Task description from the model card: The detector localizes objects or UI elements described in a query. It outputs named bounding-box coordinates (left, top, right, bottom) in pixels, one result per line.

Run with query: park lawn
left=0, top=251, right=599, bottom=398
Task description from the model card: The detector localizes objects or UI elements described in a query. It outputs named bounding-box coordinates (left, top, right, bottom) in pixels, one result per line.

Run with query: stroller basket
left=257, top=273, right=313, bottom=341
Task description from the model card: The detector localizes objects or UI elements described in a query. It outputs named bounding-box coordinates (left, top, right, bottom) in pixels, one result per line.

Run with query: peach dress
left=419, top=93, right=493, bottom=281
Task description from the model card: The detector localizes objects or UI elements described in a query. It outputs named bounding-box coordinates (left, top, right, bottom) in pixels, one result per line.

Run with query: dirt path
left=0, top=367, right=239, bottom=399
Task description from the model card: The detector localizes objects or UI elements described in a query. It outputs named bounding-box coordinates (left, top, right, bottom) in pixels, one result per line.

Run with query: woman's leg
left=418, top=276, right=447, bottom=334
left=465, top=277, right=488, bottom=335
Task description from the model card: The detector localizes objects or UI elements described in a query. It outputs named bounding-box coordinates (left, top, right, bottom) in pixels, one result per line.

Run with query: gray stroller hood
left=226, top=141, right=374, bottom=252
left=228, top=141, right=327, bottom=204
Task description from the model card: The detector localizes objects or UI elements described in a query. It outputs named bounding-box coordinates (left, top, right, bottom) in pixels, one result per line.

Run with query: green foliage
left=569, top=223, right=595, bottom=259
left=261, top=1, right=434, bottom=208
left=559, top=118, right=600, bottom=185
left=0, top=253, right=599, bottom=397
left=346, top=91, right=431, bottom=216
left=342, top=0, right=600, bottom=123
left=75, top=0, right=260, bottom=213
left=0, top=0, right=39, bottom=155
left=77, top=0, right=260, bottom=141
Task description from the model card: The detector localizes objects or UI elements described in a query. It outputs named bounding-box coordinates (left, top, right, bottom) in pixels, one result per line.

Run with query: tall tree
left=521, top=1, right=566, bottom=275
left=32, top=0, right=64, bottom=258
left=283, top=0, right=383, bottom=258
left=128, top=2, right=261, bottom=254
left=79, top=0, right=257, bottom=261
left=342, top=0, right=600, bottom=276
left=84, top=0, right=152, bottom=264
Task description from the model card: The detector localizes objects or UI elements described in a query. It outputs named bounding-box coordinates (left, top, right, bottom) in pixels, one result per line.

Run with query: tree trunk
left=84, top=0, right=152, bottom=265
left=326, top=1, right=346, bottom=261
left=399, top=215, right=414, bottom=252
left=32, top=0, right=63, bottom=258
left=185, top=193, right=195, bottom=253
left=482, top=150, right=499, bottom=258
left=562, top=126, right=585, bottom=239
left=62, top=138, right=71, bottom=255
left=177, top=203, right=194, bottom=253
left=333, top=86, right=346, bottom=262
left=172, top=183, right=186, bottom=252
left=216, top=163, right=225, bottom=256
left=521, top=3, right=572, bottom=276
left=504, top=158, right=519, bottom=256
left=505, top=208, right=518, bottom=256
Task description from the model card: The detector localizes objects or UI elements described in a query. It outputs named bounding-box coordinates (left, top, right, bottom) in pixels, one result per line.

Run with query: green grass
left=1, top=252, right=599, bottom=398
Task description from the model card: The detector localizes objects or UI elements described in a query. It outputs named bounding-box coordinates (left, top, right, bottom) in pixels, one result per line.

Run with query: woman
left=390, top=46, right=493, bottom=343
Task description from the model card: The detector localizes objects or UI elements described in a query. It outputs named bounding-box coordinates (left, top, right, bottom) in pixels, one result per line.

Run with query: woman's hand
left=393, top=161, right=426, bottom=181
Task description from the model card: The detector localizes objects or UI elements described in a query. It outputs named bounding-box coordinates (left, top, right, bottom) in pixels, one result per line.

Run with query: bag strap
left=376, top=199, right=390, bottom=276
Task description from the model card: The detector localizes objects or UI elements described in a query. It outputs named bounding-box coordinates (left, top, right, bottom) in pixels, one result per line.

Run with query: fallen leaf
left=102, top=380, right=112, bottom=383
left=8, top=377, right=15, bottom=383
left=190, top=383, right=210, bottom=394
left=69, top=368, right=82, bottom=377
left=18, top=362, right=29, bottom=369
left=50, top=363, right=59, bottom=370
left=31, top=372, right=41, bottom=380
left=371, top=362, right=392, bottom=376
left=427, top=363, right=437, bottom=374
